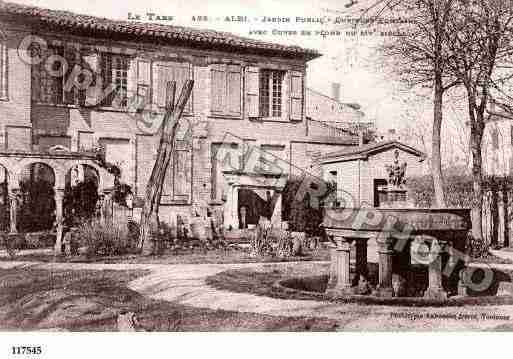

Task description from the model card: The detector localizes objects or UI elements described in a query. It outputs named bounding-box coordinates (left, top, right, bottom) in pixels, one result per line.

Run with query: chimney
left=331, top=82, right=341, bottom=102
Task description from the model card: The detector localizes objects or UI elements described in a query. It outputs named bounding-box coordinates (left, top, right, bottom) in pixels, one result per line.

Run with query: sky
left=12, top=0, right=419, bottom=131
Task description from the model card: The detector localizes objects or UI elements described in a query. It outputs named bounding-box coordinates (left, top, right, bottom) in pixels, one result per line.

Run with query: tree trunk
left=138, top=80, right=194, bottom=255
left=470, top=126, right=484, bottom=245
left=432, top=73, right=446, bottom=207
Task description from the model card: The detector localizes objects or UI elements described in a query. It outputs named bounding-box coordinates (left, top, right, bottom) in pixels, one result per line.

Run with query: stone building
left=0, top=1, right=363, bottom=233
left=319, top=141, right=425, bottom=208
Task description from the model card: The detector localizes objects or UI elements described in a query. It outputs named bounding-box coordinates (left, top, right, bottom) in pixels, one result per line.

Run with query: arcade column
left=53, top=188, right=65, bottom=254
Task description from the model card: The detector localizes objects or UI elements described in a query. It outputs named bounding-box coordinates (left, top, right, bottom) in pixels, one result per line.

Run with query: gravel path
left=2, top=254, right=513, bottom=331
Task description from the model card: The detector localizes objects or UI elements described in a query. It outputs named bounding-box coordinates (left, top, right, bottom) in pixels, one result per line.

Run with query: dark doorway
left=373, top=179, right=388, bottom=208
left=238, top=188, right=271, bottom=228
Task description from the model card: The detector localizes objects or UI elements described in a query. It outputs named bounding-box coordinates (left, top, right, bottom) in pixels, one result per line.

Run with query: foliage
left=18, top=179, right=55, bottom=232
left=249, top=219, right=302, bottom=258
left=250, top=220, right=275, bottom=257
left=408, top=174, right=513, bottom=209
left=282, top=177, right=334, bottom=236
left=64, top=180, right=99, bottom=226
left=112, top=183, right=133, bottom=207
left=76, top=219, right=138, bottom=257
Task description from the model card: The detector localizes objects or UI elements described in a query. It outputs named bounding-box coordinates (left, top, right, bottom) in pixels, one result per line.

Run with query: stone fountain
left=322, top=151, right=471, bottom=300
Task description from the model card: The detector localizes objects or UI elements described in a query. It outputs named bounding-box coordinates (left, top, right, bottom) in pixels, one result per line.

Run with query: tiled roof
left=0, top=1, right=321, bottom=60
left=320, top=140, right=426, bottom=163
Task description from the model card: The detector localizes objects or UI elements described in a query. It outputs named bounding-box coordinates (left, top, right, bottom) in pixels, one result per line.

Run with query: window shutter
left=211, top=64, right=226, bottom=114
left=154, top=64, right=174, bottom=108
left=63, top=47, right=78, bottom=104
left=245, top=66, right=259, bottom=118
left=175, top=63, right=193, bottom=113
left=82, top=52, right=99, bottom=106
left=173, top=142, right=192, bottom=202
left=289, top=71, right=304, bottom=121
left=227, top=65, right=242, bottom=117
left=135, top=60, right=150, bottom=111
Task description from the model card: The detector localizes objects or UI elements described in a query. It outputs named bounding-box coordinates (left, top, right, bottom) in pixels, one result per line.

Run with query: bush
left=76, top=219, right=137, bottom=257
left=250, top=220, right=274, bottom=257
left=407, top=174, right=474, bottom=208
left=282, top=177, right=333, bottom=237
left=64, top=180, right=99, bottom=227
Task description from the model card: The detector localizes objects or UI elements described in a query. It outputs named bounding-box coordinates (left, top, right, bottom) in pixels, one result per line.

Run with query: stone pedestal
left=424, top=239, right=448, bottom=300
left=326, top=237, right=353, bottom=296
left=377, top=237, right=395, bottom=297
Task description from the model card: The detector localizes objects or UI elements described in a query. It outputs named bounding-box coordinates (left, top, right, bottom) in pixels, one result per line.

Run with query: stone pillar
left=377, top=237, right=395, bottom=297
left=8, top=188, right=19, bottom=234
left=326, top=236, right=353, bottom=296
left=223, top=185, right=239, bottom=230
left=354, top=237, right=369, bottom=277
left=424, top=239, right=448, bottom=300
left=53, top=188, right=65, bottom=254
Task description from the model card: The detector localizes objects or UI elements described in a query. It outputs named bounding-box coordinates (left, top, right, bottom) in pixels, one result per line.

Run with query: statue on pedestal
left=385, top=150, right=407, bottom=188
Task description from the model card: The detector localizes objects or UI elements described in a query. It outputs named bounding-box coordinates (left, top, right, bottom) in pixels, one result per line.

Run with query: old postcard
left=1, top=0, right=513, bottom=351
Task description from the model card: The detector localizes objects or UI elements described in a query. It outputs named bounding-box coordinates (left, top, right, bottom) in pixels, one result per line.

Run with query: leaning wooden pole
left=138, top=80, right=194, bottom=255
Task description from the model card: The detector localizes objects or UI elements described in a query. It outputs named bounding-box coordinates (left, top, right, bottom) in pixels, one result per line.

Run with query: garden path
left=2, top=250, right=513, bottom=330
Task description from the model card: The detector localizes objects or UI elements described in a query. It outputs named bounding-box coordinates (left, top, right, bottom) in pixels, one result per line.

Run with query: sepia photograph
left=1, top=0, right=513, bottom=351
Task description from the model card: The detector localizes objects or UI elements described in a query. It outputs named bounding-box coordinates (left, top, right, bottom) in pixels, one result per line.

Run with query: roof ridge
left=0, top=0, right=321, bottom=60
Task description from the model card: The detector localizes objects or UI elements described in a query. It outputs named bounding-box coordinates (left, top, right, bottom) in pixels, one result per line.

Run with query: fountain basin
left=321, top=207, right=472, bottom=300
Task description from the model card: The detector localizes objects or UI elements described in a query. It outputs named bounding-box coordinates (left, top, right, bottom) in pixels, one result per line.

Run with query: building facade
left=0, top=1, right=362, bottom=232
left=320, top=141, right=425, bottom=208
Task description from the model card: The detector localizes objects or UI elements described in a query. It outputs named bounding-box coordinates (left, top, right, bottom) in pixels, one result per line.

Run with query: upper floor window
left=245, top=67, right=304, bottom=121
left=210, top=63, right=242, bottom=117
left=0, top=31, right=7, bottom=100
left=32, top=45, right=87, bottom=106
left=32, top=45, right=64, bottom=104
left=259, top=70, right=284, bottom=117
left=153, top=61, right=193, bottom=113
left=101, top=53, right=129, bottom=108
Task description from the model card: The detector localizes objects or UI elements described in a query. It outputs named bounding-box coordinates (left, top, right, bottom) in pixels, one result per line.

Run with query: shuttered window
left=100, top=53, right=129, bottom=108
left=259, top=70, right=284, bottom=117
left=161, top=139, right=192, bottom=204
left=32, top=45, right=65, bottom=104
left=289, top=70, right=304, bottom=121
left=210, top=64, right=242, bottom=117
left=153, top=62, right=192, bottom=113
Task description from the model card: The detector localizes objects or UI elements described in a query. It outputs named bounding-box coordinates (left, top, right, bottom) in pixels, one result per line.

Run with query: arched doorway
left=0, top=165, right=8, bottom=232
left=64, top=164, right=99, bottom=226
left=18, top=163, right=56, bottom=232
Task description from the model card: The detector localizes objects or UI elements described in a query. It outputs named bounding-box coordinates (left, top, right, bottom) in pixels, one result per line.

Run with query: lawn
left=0, top=246, right=331, bottom=265
left=0, top=267, right=339, bottom=331
left=206, top=262, right=513, bottom=307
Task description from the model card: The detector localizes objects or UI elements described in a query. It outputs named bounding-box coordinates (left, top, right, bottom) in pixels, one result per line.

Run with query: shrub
left=282, top=177, right=333, bottom=237
left=250, top=220, right=274, bottom=257
left=76, top=219, right=137, bottom=257
left=64, top=180, right=99, bottom=226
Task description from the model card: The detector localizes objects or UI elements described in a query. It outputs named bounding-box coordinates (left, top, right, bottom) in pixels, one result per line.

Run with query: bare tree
left=444, top=0, right=513, bottom=244
left=368, top=0, right=460, bottom=207
left=138, top=80, right=194, bottom=255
